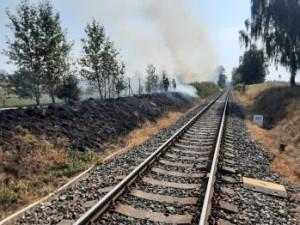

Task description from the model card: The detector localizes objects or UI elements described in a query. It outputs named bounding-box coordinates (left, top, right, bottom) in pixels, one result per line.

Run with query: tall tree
left=145, top=64, right=158, bottom=93
left=4, top=0, right=43, bottom=105
left=240, top=0, right=300, bottom=86
left=4, top=0, right=72, bottom=105
left=80, top=19, right=106, bottom=99
left=232, top=45, right=268, bottom=85
left=56, top=74, right=81, bottom=103
left=217, top=67, right=227, bottom=87
left=7, top=70, right=32, bottom=99
left=38, top=0, right=72, bottom=103
left=115, top=61, right=126, bottom=98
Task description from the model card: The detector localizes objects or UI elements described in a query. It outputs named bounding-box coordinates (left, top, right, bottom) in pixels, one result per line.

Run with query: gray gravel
left=13, top=92, right=299, bottom=225
left=211, top=94, right=300, bottom=225
left=14, top=97, right=217, bottom=225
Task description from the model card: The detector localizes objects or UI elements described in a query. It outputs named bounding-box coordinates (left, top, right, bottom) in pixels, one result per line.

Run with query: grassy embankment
left=0, top=126, right=104, bottom=219
left=235, top=83, right=300, bottom=186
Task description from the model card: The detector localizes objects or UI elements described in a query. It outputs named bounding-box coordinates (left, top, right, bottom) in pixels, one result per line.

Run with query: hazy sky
left=0, top=0, right=298, bottom=82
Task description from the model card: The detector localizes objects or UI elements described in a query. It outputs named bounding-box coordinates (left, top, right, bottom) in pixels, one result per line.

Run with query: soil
left=0, top=92, right=196, bottom=152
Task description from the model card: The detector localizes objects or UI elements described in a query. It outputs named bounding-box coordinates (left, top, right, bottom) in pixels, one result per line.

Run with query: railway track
left=71, top=90, right=233, bottom=225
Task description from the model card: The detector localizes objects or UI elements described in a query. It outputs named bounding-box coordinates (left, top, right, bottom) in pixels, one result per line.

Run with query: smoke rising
left=144, top=0, right=219, bottom=83
left=70, top=0, right=219, bottom=84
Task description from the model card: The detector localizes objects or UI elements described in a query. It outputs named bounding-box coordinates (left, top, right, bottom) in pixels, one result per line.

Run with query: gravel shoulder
left=9, top=92, right=300, bottom=224
left=12, top=96, right=213, bottom=225
left=212, top=94, right=300, bottom=224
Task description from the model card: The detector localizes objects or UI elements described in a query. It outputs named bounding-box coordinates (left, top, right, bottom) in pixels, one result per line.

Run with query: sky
left=0, top=0, right=298, bottom=83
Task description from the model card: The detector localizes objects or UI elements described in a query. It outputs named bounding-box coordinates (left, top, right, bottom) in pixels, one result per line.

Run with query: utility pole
left=138, top=76, right=141, bottom=95
left=128, top=78, right=131, bottom=96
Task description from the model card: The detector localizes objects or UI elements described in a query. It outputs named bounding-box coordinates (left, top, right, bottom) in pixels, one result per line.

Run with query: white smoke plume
left=53, top=0, right=219, bottom=95
left=144, top=0, right=219, bottom=83
left=77, top=0, right=220, bottom=84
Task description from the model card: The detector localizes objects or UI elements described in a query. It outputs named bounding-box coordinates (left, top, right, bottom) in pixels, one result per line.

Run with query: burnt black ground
left=0, top=92, right=195, bottom=152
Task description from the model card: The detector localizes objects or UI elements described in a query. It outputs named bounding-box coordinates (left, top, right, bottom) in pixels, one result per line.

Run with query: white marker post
left=253, top=115, right=264, bottom=127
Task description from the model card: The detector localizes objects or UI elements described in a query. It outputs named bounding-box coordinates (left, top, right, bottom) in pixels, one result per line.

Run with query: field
left=236, top=82, right=300, bottom=186
left=0, top=87, right=100, bottom=108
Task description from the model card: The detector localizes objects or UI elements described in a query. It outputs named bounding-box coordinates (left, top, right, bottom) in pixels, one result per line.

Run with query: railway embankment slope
left=236, top=83, right=300, bottom=186
left=0, top=92, right=196, bottom=220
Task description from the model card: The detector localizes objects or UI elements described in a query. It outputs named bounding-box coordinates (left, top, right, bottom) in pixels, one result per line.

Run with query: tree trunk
left=290, top=69, right=296, bottom=86
left=50, top=90, right=56, bottom=104
left=98, top=84, right=103, bottom=100
left=35, top=94, right=40, bottom=106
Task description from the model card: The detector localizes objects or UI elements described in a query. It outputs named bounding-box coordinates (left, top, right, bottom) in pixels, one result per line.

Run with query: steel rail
left=198, top=94, right=229, bottom=225
left=73, top=91, right=226, bottom=225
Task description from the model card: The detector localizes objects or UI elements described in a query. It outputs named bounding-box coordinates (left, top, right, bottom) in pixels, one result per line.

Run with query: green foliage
left=191, top=82, right=220, bottom=98
left=53, top=151, right=99, bottom=178
left=0, top=182, right=17, bottom=204
left=80, top=19, right=125, bottom=99
left=4, top=0, right=43, bottom=105
left=232, top=45, right=268, bottom=85
left=145, top=64, right=159, bottom=93
left=4, top=0, right=73, bottom=105
left=234, top=83, right=247, bottom=95
left=56, top=74, right=81, bottom=103
left=7, top=70, right=33, bottom=99
left=217, top=74, right=227, bottom=88
left=241, top=0, right=300, bottom=86
left=217, top=67, right=227, bottom=88
left=38, top=1, right=73, bottom=104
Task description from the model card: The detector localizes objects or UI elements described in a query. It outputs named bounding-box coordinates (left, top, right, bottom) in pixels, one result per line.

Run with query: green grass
left=190, top=81, right=220, bottom=99
left=0, top=87, right=100, bottom=108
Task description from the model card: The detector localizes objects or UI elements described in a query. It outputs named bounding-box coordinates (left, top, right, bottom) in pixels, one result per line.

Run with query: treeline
left=232, top=45, right=268, bottom=93
left=144, top=64, right=176, bottom=94
left=1, top=0, right=177, bottom=106
left=1, top=0, right=127, bottom=105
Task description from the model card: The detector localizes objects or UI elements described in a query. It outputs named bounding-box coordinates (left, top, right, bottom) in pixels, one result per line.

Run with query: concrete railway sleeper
left=71, top=90, right=231, bottom=225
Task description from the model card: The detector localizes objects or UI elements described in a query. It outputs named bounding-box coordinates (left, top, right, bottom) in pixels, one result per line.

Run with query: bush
left=0, top=182, right=17, bottom=204
left=52, top=151, right=101, bottom=178
left=190, top=82, right=220, bottom=98
left=234, top=83, right=247, bottom=94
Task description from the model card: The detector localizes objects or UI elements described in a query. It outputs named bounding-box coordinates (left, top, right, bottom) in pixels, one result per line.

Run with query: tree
left=145, top=64, right=158, bottom=93
left=80, top=19, right=124, bottom=99
left=4, top=0, right=43, bottom=105
left=4, top=0, right=72, bottom=105
left=56, top=74, right=81, bottom=103
left=102, top=40, right=120, bottom=99
left=240, top=0, right=300, bottom=86
left=38, top=1, right=72, bottom=103
left=0, top=71, right=8, bottom=83
left=217, top=67, right=227, bottom=87
left=115, top=62, right=127, bottom=97
left=232, top=45, right=268, bottom=85
left=7, top=70, right=32, bottom=99
left=80, top=19, right=106, bottom=99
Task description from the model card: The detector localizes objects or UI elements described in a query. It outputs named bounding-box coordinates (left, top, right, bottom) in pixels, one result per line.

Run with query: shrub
left=190, top=82, right=220, bottom=98
left=234, top=83, right=247, bottom=95
left=0, top=182, right=17, bottom=204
